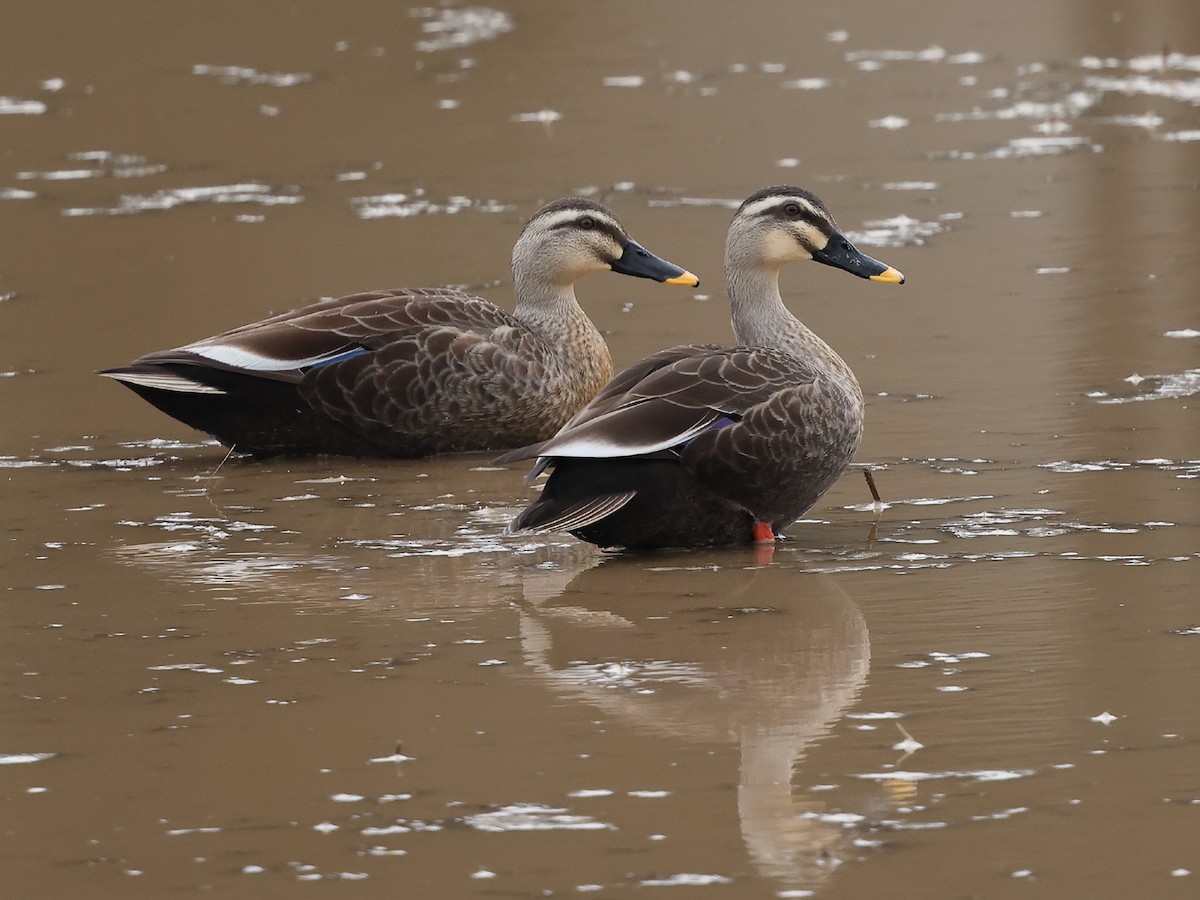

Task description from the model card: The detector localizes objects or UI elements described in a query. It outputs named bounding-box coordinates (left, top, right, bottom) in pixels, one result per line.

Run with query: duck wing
left=678, top=354, right=864, bottom=527
left=102, top=289, right=581, bottom=455
left=502, top=346, right=860, bottom=541
left=116, top=289, right=515, bottom=383
left=496, top=345, right=819, bottom=467
left=299, top=293, right=580, bottom=453
left=500, top=346, right=840, bottom=542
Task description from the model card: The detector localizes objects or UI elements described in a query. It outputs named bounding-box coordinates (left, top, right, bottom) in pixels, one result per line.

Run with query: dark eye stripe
left=552, top=216, right=625, bottom=244
left=773, top=202, right=833, bottom=234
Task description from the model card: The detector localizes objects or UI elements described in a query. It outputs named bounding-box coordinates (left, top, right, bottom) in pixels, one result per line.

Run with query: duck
left=100, top=198, right=699, bottom=457
left=494, top=185, right=904, bottom=549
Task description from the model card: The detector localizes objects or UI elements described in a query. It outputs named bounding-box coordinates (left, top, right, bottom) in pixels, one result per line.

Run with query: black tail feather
left=514, top=458, right=753, bottom=549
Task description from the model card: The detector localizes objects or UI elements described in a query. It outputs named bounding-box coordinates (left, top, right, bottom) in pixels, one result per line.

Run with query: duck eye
left=783, top=203, right=801, bottom=217
left=578, top=216, right=596, bottom=230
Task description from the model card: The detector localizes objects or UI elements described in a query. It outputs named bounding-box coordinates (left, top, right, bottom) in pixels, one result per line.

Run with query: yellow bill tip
left=868, top=266, right=905, bottom=285
left=665, top=270, right=700, bottom=287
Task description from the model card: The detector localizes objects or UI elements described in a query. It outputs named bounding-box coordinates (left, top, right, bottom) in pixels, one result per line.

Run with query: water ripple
left=844, top=45, right=984, bottom=67
left=0, top=752, right=56, bottom=765
left=1083, top=74, right=1200, bottom=105
left=64, top=182, right=302, bottom=217
left=412, top=7, right=514, bottom=53
left=943, top=135, right=1101, bottom=160
left=849, top=214, right=948, bottom=247
left=0, top=97, right=46, bottom=115
left=1095, top=370, right=1200, bottom=404
left=19, top=150, right=168, bottom=182
left=1080, top=52, right=1200, bottom=74
left=856, top=768, right=1034, bottom=782
left=351, top=191, right=509, bottom=219
left=192, top=64, right=312, bottom=87
left=464, top=803, right=614, bottom=832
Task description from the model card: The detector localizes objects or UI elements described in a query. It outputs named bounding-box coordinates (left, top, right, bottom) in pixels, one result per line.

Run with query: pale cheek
left=580, top=240, right=620, bottom=276
left=761, top=229, right=813, bottom=264
left=564, top=254, right=611, bottom=284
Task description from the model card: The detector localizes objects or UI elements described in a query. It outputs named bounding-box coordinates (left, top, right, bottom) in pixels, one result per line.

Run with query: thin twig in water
left=200, top=443, right=237, bottom=521
left=863, top=467, right=882, bottom=504
left=206, top=443, right=237, bottom=485
left=860, top=466, right=882, bottom=549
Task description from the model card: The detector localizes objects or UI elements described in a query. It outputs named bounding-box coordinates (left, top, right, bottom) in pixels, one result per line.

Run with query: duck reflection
left=515, top=552, right=870, bottom=887
left=110, top=520, right=604, bottom=616
left=104, top=456, right=608, bottom=614
left=109, top=488, right=874, bottom=888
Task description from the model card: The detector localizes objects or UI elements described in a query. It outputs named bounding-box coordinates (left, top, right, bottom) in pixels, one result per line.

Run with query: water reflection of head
left=516, top=552, right=870, bottom=888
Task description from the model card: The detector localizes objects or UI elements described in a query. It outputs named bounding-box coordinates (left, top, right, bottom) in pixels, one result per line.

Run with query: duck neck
left=725, top=258, right=861, bottom=399
left=513, top=266, right=582, bottom=332
left=512, top=265, right=612, bottom=380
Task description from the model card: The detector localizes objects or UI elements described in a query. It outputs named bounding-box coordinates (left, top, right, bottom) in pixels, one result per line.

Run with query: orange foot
left=752, top=521, right=775, bottom=544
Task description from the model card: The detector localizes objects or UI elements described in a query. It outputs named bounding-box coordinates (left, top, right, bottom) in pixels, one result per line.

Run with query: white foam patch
left=1083, top=74, right=1200, bottom=104
left=604, top=75, right=645, bottom=87
left=64, top=183, right=302, bottom=217
left=464, top=804, right=614, bottom=832
left=351, top=193, right=509, bottom=218
left=1100, top=370, right=1200, bottom=403
left=0, top=97, right=47, bottom=115
left=856, top=768, right=1034, bottom=782
left=413, top=7, right=514, bottom=53
left=849, top=215, right=943, bottom=247
left=640, top=874, right=732, bottom=887
left=782, top=77, right=831, bottom=90
left=511, top=109, right=563, bottom=124
left=192, top=64, right=312, bottom=86
left=1, top=753, right=56, bottom=765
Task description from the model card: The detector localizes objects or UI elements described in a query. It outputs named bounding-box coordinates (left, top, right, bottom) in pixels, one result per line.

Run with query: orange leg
left=752, top=521, right=775, bottom=544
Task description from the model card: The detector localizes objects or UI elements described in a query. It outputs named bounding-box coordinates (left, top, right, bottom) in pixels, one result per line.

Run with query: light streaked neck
left=512, top=257, right=589, bottom=336
left=511, top=259, right=611, bottom=386
left=725, top=250, right=860, bottom=396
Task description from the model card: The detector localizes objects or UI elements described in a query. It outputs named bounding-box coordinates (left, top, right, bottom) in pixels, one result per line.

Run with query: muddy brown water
left=3, top=1, right=1199, bottom=897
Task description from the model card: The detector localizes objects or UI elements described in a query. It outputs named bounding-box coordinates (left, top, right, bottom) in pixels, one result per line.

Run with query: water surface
left=3, top=1, right=1199, bottom=897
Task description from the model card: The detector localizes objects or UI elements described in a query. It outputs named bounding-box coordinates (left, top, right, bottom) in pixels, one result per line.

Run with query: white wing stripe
left=99, top=371, right=226, bottom=395
left=182, top=342, right=364, bottom=372
left=539, top=413, right=722, bottom=460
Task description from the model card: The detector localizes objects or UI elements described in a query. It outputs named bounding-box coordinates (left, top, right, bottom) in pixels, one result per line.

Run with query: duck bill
left=611, top=238, right=699, bottom=286
left=812, top=233, right=905, bottom=284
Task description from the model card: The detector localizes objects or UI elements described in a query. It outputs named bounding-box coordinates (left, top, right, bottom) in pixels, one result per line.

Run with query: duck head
left=727, top=185, right=905, bottom=284
left=513, top=198, right=699, bottom=289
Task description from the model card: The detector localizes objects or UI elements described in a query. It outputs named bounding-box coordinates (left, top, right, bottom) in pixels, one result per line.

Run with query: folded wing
left=495, top=345, right=821, bottom=468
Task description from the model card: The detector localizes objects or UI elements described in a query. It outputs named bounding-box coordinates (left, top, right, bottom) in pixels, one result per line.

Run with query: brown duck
left=495, top=186, right=904, bottom=548
left=100, top=198, right=698, bottom=457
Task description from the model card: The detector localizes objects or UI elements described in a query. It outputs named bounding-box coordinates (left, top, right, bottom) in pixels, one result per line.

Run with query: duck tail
left=507, top=490, right=637, bottom=536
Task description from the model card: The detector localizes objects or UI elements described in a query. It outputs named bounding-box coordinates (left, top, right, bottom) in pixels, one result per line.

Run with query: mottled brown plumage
left=100, top=199, right=698, bottom=457
left=497, top=186, right=905, bottom=548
